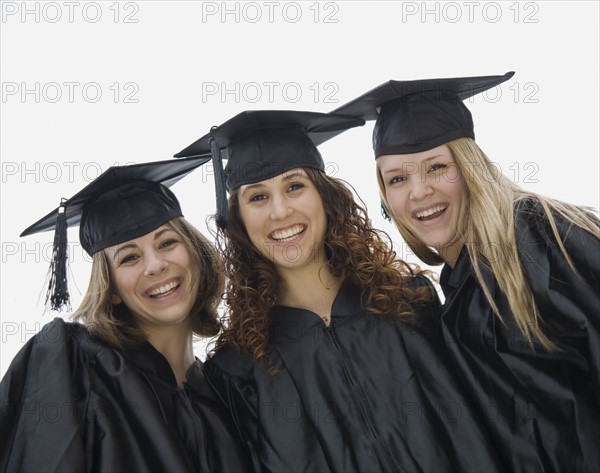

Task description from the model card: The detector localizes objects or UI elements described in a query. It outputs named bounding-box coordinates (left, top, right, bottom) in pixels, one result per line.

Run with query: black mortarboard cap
left=21, top=156, right=210, bottom=311
left=173, top=110, right=365, bottom=228
left=333, top=71, right=515, bottom=157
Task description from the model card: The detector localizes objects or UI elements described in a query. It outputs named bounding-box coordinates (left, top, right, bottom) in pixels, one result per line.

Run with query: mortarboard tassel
left=209, top=129, right=228, bottom=229
left=45, top=198, right=71, bottom=311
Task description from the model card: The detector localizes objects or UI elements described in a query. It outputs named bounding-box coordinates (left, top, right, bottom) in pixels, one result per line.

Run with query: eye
left=288, top=182, right=304, bottom=192
left=119, top=253, right=139, bottom=265
left=159, top=238, right=179, bottom=249
left=249, top=193, right=267, bottom=202
left=428, top=162, right=447, bottom=172
left=389, top=175, right=406, bottom=185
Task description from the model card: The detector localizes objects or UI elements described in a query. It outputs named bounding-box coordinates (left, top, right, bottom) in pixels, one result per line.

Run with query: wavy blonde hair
left=377, top=137, right=599, bottom=350
left=72, top=217, right=223, bottom=350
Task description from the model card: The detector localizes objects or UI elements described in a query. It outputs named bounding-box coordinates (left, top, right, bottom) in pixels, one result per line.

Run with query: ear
left=111, top=291, right=123, bottom=305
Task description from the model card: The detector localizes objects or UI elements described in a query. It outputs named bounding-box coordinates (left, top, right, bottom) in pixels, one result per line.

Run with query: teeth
left=270, top=225, right=305, bottom=241
left=149, top=281, right=179, bottom=297
left=415, top=205, right=447, bottom=219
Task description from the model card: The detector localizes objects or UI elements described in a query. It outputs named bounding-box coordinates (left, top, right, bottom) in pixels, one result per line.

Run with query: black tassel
left=45, top=198, right=71, bottom=311
left=209, top=129, right=228, bottom=229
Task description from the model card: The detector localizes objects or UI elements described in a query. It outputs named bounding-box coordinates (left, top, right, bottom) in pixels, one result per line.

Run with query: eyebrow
left=381, top=155, right=447, bottom=175
left=153, top=227, right=174, bottom=240
left=423, top=154, right=447, bottom=163
left=240, top=172, right=307, bottom=198
left=240, top=182, right=264, bottom=199
left=282, top=171, right=305, bottom=181
left=112, top=243, right=137, bottom=262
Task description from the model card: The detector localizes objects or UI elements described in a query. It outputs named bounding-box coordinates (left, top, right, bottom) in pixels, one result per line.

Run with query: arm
left=516, top=200, right=600, bottom=399
left=0, top=319, right=88, bottom=473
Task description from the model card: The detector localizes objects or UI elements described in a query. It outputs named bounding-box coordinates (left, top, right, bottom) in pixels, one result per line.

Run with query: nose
left=144, top=250, right=168, bottom=277
left=408, top=176, right=433, bottom=201
left=270, top=194, right=293, bottom=220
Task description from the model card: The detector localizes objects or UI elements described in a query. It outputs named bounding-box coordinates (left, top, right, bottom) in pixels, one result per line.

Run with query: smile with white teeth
left=148, top=280, right=180, bottom=298
left=270, top=224, right=306, bottom=242
left=415, top=205, right=447, bottom=220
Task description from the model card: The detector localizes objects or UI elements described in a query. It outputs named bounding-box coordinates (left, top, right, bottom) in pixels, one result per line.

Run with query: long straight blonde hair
left=377, top=137, right=599, bottom=350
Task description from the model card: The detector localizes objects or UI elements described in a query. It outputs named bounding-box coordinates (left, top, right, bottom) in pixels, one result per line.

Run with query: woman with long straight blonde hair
left=335, top=71, right=600, bottom=472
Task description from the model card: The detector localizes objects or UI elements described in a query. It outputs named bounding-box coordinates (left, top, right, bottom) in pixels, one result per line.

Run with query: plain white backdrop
left=1, top=1, right=598, bottom=378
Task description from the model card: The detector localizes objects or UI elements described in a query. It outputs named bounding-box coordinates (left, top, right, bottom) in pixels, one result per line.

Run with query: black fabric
left=332, top=72, right=514, bottom=156
left=204, top=276, right=510, bottom=472
left=0, top=318, right=250, bottom=473
left=79, top=181, right=183, bottom=254
left=20, top=156, right=210, bottom=254
left=437, top=199, right=600, bottom=472
left=173, top=110, right=365, bottom=191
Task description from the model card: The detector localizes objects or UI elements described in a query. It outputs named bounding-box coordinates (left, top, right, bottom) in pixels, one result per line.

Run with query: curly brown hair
left=214, top=168, right=434, bottom=366
left=73, top=218, right=223, bottom=350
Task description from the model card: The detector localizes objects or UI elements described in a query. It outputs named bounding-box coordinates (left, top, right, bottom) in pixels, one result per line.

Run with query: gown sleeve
left=0, top=318, right=88, bottom=473
left=515, top=199, right=600, bottom=400
left=203, top=348, right=262, bottom=472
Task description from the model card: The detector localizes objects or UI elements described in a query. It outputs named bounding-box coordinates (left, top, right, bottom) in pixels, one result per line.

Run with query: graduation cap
left=173, top=110, right=365, bottom=228
left=333, top=71, right=515, bottom=157
left=21, top=156, right=210, bottom=311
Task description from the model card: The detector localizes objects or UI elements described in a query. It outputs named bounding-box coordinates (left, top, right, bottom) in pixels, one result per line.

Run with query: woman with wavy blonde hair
left=1, top=159, right=250, bottom=473
left=335, top=71, right=600, bottom=472
left=174, top=110, right=509, bottom=473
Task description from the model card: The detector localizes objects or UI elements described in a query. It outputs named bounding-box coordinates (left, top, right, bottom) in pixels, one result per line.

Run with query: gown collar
left=440, top=245, right=498, bottom=310
left=124, top=340, right=200, bottom=388
left=440, top=246, right=472, bottom=302
left=269, top=280, right=365, bottom=340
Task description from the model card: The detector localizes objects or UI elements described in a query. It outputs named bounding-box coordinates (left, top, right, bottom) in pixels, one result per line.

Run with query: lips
left=413, top=204, right=448, bottom=221
left=146, top=279, right=181, bottom=298
left=269, top=224, right=306, bottom=242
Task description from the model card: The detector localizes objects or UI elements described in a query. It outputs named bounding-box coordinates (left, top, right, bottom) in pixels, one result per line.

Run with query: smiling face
left=237, top=168, right=328, bottom=272
left=378, top=144, right=468, bottom=266
left=105, top=224, right=199, bottom=331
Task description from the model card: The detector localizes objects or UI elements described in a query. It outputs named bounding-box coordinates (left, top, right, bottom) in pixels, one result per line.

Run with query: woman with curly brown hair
left=174, top=110, right=505, bottom=473
left=1, top=159, right=250, bottom=473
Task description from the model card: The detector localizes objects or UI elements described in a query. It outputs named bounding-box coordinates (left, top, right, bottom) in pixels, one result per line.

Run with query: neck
left=143, top=322, right=195, bottom=388
left=439, top=240, right=465, bottom=269
left=277, top=262, right=343, bottom=324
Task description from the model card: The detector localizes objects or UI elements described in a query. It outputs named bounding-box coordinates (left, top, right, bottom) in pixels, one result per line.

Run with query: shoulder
left=405, top=273, right=437, bottom=292
left=204, top=344, right=257, bottom=382
left=10, top=317, right=127, bottom=379
left=1, top=319, right=97, bottom=414
left=21, top=317, right=87, bottom=354
left=202, top=345, right=264, bottom=411
left=34, top=317, right=115, bottom=357
left=514, top=196, right=599, bottom=235
left=514, top=197, right=599, bottom=252
left=3, top=319, right=80, bottom=378
left=404, top=273, right=442, bottom=306
left=514, top=197, right=599, bottom=298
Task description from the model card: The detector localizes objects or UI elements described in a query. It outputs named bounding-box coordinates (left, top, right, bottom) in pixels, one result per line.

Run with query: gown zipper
left=325, top=324, right=398, bottom=473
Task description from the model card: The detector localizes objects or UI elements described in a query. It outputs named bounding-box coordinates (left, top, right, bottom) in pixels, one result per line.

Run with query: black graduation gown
left=204, top=277, right=509, bottom=473
left=437, top=199, right=600, bottom=472
left=0, top=318, right=250, bottom=473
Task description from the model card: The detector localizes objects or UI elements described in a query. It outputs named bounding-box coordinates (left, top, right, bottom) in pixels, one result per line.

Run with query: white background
left=1, top=0, right=598, bottom=378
